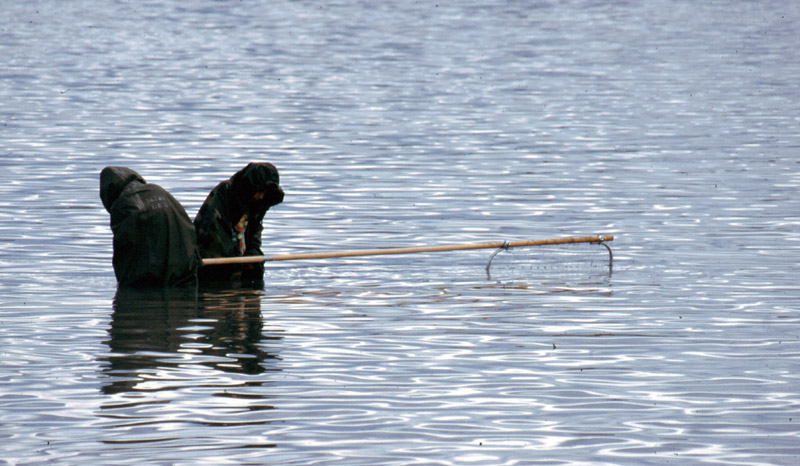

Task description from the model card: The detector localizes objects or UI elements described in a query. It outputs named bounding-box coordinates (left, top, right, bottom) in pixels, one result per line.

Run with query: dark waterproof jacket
left=194, top=162, right=284, bottom=283
left=100, top=167, right=201, bottom=288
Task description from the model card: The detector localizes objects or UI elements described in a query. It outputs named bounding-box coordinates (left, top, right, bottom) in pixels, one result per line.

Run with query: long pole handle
left=201, top=235, right=614, bottom=266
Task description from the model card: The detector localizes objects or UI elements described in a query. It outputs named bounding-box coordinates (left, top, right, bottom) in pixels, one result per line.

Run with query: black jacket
left=100, top=167, right=201, bottom=288
left=194, top=162, right=284, bottom=283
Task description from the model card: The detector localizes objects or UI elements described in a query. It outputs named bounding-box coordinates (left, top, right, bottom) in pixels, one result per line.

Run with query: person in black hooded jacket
left=194, top=162, right=284, bottom=284
left=100, top=167, right=201, bottom=288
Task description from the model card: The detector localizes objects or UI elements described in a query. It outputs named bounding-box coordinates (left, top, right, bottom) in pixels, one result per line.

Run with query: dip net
left=485, top=241, right=613, bottom=283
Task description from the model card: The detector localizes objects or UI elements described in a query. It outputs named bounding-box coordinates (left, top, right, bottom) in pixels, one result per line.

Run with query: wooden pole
left=201, top=235, right=614, bottom=266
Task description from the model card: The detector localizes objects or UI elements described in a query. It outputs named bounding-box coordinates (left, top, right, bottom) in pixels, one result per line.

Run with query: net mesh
left=485, top=243, right=612, bottom=283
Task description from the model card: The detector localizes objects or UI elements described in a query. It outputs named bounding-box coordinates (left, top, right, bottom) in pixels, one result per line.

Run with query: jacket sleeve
left=239, top=210, right=265, bottom=280
left=195, top=185, right=238, bottom=258
left=109, top=193, right=159, bottom=287
left=244, top=210, right=264, bottom=257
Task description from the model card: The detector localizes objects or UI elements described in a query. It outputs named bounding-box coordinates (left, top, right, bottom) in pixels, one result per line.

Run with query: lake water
left=2, top=1, right=799, bottom=464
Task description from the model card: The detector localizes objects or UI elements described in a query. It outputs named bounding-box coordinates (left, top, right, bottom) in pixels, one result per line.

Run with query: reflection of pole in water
left=100, top=287, right=281, bottom=395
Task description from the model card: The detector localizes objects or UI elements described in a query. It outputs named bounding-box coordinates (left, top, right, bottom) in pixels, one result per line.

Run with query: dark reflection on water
left=94, top=286, right=283, bottom=453
left=101, top=286, right=280, bottom=395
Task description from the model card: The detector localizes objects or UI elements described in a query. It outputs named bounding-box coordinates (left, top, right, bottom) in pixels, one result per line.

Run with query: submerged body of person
left=194, top=162, right=284, bottom=284
left=100, top=166, right=201, bottom=288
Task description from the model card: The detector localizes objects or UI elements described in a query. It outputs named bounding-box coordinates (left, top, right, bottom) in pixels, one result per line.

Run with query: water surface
left=1, top=1, right=799, bottom=464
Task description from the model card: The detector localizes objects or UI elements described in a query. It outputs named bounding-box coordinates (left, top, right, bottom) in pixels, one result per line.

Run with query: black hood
left=230, top=162, right=284, bottom=214
left=100, top=166, right=145, bottom=212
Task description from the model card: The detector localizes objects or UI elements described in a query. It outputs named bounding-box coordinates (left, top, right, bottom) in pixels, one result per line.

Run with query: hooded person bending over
left=100, top=167, right=201, bottom=288
left=194, top=162, right=284, bottom=284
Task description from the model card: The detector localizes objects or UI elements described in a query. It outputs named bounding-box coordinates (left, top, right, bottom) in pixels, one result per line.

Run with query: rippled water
left=2, top=1, right=800, bottom=464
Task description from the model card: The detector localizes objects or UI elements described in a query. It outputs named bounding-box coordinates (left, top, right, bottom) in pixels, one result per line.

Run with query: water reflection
left=101, top=286, right=280, bottom=395
left=97, top=287, right=281, bottom=452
